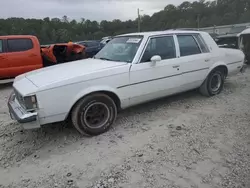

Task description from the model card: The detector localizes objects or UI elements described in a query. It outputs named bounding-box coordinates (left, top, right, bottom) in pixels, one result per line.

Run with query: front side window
left=0, top=40, right=3, bottom=53
left=95, top=36, right=143, bottom=63
left=7, top=38, right=33, bottom=52
left=141, top=36, right=176, bottom=63
left=177, top=35, right=201, bottom=57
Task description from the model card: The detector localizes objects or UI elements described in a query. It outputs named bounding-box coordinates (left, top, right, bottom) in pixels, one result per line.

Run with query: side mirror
left=150, top=55, right=161, bottom=64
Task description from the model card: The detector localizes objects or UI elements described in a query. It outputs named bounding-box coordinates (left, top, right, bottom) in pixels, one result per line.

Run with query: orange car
left=41, top=42, right=86, bottom=65
left=0, top=35, right=86, bottom=79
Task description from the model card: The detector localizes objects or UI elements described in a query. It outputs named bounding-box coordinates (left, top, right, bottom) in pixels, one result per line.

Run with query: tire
left=71, top=93, right=117, bottom=136
left=199, top=68, right=225, bottom=97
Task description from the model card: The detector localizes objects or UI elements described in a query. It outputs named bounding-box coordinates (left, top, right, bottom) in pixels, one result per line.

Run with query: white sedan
left=8, top=30, right=245, bottom=136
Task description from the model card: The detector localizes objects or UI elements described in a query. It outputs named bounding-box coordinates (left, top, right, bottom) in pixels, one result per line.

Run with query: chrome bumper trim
left=8, top=93, right=38, bottom=124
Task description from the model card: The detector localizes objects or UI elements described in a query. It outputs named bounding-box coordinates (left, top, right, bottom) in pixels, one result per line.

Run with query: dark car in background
left=100, top=36, right=113, bottom=47
left=75, top=40, right=102, bottom=58
left=214, top=34, right=239, bottom=49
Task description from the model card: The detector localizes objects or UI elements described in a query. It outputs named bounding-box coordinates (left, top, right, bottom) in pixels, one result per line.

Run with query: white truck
left=8, top=30, right=245, bottom=136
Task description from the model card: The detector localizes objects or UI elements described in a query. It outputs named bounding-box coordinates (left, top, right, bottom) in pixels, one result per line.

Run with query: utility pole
left=137, top=8, right=141, bottom=32
left=197, top=14, right=200, bottom=30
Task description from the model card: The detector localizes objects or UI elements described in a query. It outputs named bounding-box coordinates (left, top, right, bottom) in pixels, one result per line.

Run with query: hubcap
left=83, top=102, right=110, bottom=129
left=210, top=73, right=222, bottom=92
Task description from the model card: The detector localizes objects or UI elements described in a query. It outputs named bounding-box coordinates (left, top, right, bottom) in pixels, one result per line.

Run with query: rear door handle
left=173, top=65, right=180, bottom=68
left=205, top=59, right=210, bottom=62
left=29, top=54, right=37, bottom=57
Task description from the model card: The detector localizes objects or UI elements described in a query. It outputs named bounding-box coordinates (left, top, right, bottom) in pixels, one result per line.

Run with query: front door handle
left=205, top=59, right=210, bottom=62
left=173, top=65, right=180, bottom=68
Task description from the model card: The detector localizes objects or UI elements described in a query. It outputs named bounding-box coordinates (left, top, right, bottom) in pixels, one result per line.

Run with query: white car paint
left=240, top=28, right=250, bottom=35
left=8, top=30, right=245, bottom=129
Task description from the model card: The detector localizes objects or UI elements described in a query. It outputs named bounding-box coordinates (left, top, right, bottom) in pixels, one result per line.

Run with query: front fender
left=68, top=85, right=119, bottom=114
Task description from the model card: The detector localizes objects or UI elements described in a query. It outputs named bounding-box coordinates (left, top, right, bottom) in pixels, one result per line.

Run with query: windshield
left=94, top=36, right=143, bottom=63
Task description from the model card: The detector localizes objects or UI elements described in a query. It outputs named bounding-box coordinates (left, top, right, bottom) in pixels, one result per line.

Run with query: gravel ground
left=0, top=68, right=249, bottom=188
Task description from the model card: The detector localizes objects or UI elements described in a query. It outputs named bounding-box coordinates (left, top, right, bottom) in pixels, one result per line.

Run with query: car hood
left=24, top=58, right=127, bottom=88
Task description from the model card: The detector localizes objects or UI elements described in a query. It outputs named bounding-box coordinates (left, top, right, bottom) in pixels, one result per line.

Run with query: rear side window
left=7, top=38, right=33, bottom=52
left=0, top=40, right=3, bottom=53
left=177, top=35, right=201, bottom=57
left=193, top=34, right=210, bottom=53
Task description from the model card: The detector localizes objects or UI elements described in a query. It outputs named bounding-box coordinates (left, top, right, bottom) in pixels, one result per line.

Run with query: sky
left=0, top=0, right=197, bottom=21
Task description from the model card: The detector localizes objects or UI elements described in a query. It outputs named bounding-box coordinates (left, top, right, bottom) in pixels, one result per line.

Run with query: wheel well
left=213, top=65, right=228, bottom=77
left=100, top=90, right=121, bottom=110
left=66, top=90, right=121, bottom=120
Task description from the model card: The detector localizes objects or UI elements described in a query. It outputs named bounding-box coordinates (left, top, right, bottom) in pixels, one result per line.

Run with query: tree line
left=0, top=0, right=249, bottom=44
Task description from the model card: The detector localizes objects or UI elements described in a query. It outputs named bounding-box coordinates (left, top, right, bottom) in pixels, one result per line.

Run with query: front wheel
left=71, top=93, right=117, bottom=136
left=199, top=69, right=225, bottom=97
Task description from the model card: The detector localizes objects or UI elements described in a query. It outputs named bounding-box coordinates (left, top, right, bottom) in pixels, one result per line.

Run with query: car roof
left=240, top=28, right=250, bottom=35
left=117, top=30, right=204, bottom=38
left=0, top=35, right=37, bottom=39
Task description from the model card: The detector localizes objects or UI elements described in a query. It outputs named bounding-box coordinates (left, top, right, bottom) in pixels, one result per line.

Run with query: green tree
left=0, top=0, right=249, bottom=44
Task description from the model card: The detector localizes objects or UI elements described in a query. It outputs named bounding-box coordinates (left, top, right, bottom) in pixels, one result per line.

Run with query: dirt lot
left=0, top=69, right=249, bottom=188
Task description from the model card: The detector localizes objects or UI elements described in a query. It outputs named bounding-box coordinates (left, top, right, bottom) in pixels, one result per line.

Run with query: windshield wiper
left=99, top=57, right=115, bottom=61
left=97, top=57, right=129, bottom=63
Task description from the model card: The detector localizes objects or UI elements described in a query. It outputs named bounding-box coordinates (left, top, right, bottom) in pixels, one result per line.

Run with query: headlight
left=23, top=95, right=38, bottom=111
left=13, top=89, right=38, bottom=111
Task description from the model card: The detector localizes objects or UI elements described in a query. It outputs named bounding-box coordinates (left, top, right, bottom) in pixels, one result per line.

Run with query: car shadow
left=0, top=82, right=13, bottom=90
left=1, top=78, right=241, bottom=168
left=0, top=89, right=197, bottom=167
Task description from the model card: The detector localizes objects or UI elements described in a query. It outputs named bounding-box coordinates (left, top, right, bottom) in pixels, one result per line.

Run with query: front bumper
left=8, top=92, right=40, bottom=129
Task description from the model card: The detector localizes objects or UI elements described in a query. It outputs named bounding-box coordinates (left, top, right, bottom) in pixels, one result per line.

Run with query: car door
left=0, top=39, right=10, bottom=79
left=7, top=38, right=42, bottom=77
left=175, top=34, right=213, bottom=91
left=128, top=35, right=183, bottom=106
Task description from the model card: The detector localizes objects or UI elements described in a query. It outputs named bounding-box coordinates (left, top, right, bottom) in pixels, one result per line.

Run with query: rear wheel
left=71, top=93, right=117, bottom=136
left=199, top=69, right=225, bottom=97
